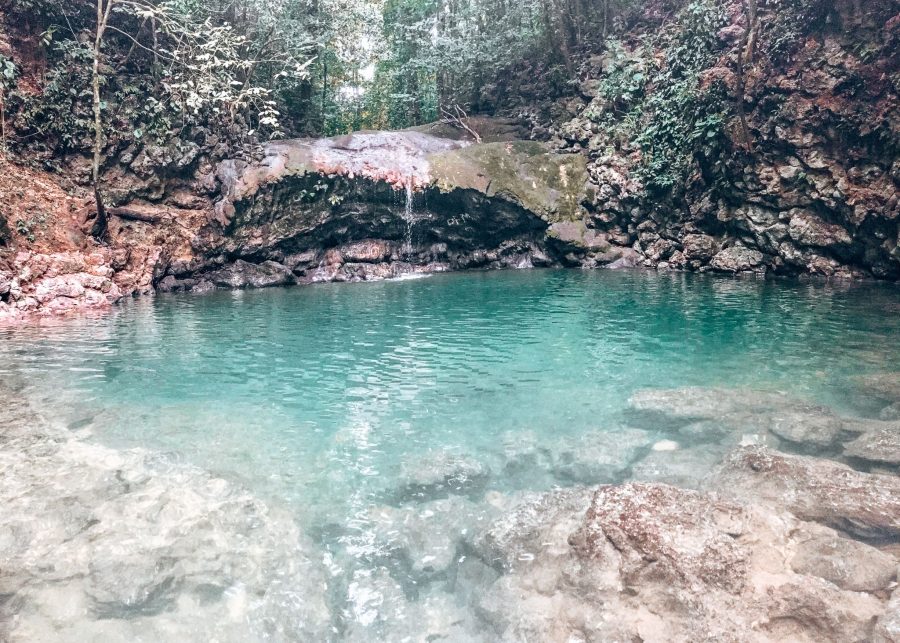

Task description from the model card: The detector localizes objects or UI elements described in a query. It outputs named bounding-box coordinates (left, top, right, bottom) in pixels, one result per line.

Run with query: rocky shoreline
left=3, top=369, right=900, bottom=641
left=2, top=115, right=897, bottom=323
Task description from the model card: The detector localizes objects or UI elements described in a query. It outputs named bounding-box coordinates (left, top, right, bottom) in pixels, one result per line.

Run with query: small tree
left=90, top=0, right=115, bottom=240
left=86, top=0, right=313, bottom=241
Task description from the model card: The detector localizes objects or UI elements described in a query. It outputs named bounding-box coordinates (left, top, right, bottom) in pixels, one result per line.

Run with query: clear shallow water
left=2, top=268, right=900, bottom=638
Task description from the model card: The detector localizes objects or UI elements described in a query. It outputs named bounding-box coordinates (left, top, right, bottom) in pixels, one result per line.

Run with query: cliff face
left=548, top=0, right=899, bottom=279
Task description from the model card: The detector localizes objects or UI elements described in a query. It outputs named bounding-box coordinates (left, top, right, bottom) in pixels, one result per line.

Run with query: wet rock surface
left=629, top=386, right=864, bottom=452
left=473, top=482, right=891, bottom=642
left=712, top=446, right=900, bottom=538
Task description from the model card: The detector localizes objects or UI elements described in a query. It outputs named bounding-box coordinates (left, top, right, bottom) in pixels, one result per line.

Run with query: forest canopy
left=1, top=0, right=632, bottom=150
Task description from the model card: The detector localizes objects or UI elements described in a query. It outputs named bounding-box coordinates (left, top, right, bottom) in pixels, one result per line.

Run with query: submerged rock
left=473, top=482, right=888, bottom=642
left=393, top=452, right=491, bottom=502
left=630, top=443, right=731, bottom=489
left=856, top=373, right=900, bottom=404
left=711, top=446, right=900, bottom=538
left=790, top=528, right=896, bottom=593
left=550, top=427, right=653, bottom=484
left=0, top=388, right=330, bottom=642
left=843, top=420, right=900, bottom=466
left=629, top=387, right=853, bottom=451
left=364, top=496, right=497, bottom=578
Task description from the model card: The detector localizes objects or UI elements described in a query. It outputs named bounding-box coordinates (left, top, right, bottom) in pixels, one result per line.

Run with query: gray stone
left=394, top=452, right=491, bottom=502
left=550, top=427, right=653, bottom=484
left=709, top=246, right=765, bottom=272
left=791, top=531, right=897, bottom=592
left=843, top=420, right=900, bottom=466
left=712, top=446, right=900, bottom=538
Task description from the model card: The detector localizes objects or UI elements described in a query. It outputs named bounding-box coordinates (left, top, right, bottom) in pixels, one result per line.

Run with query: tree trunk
left=90, top=0, right=114, bottom=241
left=0, top=84, right=6, bottom=161
left=745, top=0, right=758, bottom=63
left=734, top=0, right=755, bottom=152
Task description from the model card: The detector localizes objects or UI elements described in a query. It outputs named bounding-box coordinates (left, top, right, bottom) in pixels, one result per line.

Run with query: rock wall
left=547, top=0, right=900, bottom=279
left=155, top=130, right=592, bottom=294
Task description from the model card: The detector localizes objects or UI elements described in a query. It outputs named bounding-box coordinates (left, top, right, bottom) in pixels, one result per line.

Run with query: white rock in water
left=652, top=439, right=680, bottom=452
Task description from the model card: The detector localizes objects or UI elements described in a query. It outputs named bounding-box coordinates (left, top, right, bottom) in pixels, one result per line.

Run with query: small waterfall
left=402, top=180, right=415, bottom=257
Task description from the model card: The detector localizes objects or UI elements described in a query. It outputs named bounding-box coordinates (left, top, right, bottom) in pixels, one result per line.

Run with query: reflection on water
left=1, top=268, right=899, bottom=640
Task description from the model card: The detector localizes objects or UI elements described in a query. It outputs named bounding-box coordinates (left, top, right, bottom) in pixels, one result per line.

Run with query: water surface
left=2, top=268, right=899, bottom=638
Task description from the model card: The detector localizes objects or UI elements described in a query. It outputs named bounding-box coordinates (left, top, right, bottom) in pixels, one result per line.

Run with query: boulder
left=843, top=420, right=900, bottom=466
left=711, top=446, right=900, bottom=538
left=207, top=259, right=294, bottom=289
left=875, top=589, right=900, bottom=642
left=790, top=529, right=897, bottom=592
left=789, top=209, right=852, bottom=248
left=709, top=246, right=765, bottom=272
left=681, top=233, right=720, bottom=261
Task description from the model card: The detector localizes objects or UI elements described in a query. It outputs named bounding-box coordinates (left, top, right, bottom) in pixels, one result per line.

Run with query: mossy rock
left=427, top=141, right=588, bottom=223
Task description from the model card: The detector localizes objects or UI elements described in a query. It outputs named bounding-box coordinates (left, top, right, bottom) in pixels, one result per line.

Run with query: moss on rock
left=427, top=141, right=588, bottom=223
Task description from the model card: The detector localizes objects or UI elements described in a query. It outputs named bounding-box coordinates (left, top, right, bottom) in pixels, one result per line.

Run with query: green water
left=2, top=268, right=899, bottom=638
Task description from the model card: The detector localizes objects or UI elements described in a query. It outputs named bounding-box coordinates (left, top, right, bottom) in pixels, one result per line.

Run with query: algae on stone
left=427, top=141, right=588, bottom=223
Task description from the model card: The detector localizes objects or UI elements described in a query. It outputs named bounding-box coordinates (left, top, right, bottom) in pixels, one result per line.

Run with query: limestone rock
left=681, top=233, right=720, bottom=261
left=789, top=209, right=852, bottom=248
left=0, top=386, right=330, bottom=642
left=843, top=420, right=900, bottom=466
left=709, top=246, right=765, bottom=272
left=207, top=259, right=294, bottom=289
left=474, top=482, right=886, bottom=642
left=791, top=530, right=897, bottom=592
left=394, top=452, right=491, bottom=502
left=875, top=589, right=900, bottom=643
left=712, top=446, right=900, bottom=538
left=550, top=427, right=653, bottom=484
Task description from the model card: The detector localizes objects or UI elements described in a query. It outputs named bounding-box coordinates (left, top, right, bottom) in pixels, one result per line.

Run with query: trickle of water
left=402, top=180, right=415, bottom=256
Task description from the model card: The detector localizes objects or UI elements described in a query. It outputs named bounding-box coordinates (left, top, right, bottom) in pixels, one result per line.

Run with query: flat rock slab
left=711, top=446, right=900, bottom=538
left=855, top=372, right=900, bottom=403
left=474, top=481, right=889, bottom=642
left=219, top=132, right=587, bottom=222
left=843, top=420, right=900, bottom=466
left=629, top=387, right=852, bottom=450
